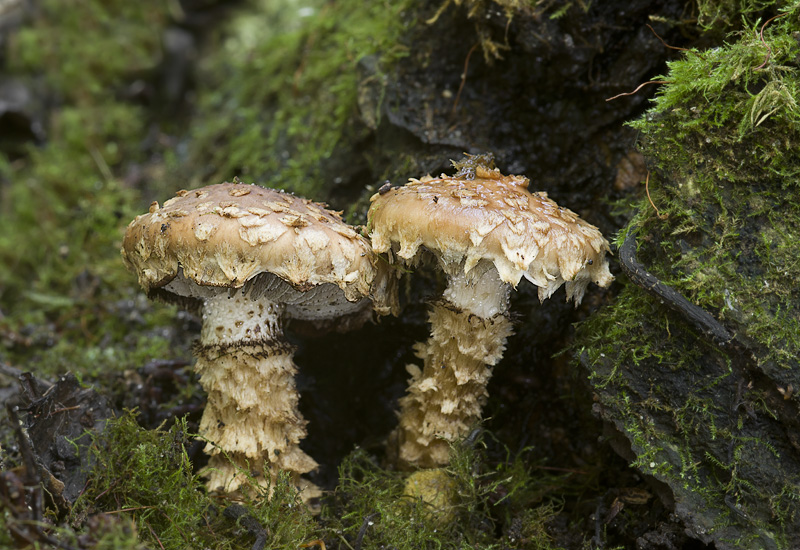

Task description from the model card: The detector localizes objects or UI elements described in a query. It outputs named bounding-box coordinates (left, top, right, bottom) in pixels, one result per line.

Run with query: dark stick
left=354, top=513, right=378, bottom=550
left=618, top=226, right=733, bottom=345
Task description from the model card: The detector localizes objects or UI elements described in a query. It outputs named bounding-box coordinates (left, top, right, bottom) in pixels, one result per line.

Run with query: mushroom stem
left=394, top=261, right=514, bottom=468
left=442, top=261, right=510, bottom=318
left=193, top=291, right=318, bottom=494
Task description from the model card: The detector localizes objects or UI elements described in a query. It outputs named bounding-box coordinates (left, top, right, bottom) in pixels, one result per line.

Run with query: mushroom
left=367, top=157, right=613, bottom=468
left=121, top=181, right=392, bottom=497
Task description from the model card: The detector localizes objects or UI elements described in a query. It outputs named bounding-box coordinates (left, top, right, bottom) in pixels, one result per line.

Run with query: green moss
left=4, top=411, right=564, bottom=550
left=695, top=0, right=778, bottom=30
left=71, top=412, right=318, bottom=550
left=10, top=0, right=166, bottom=100
left=576, top=3, right=800, bottom=546
left=189, top=0, right=412, bottom=200
left=625, top=5, right=800, bottom=370
left=0, top=0, right=182, bottom=377
left=0, top=104, right=142, bottom=302
left=326, top=434, right=562, bottom=550
left=0, top=511, right=11, bottom=549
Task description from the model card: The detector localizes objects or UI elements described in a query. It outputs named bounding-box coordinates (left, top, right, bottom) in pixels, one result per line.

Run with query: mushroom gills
left=243, top=271, right=370, bottom=321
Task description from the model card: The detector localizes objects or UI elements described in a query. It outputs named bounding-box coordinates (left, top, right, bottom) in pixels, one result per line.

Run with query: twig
left=618, top=226, right=733, bottom=345
left=146, top=521, right=166, bottom=550
left=754, top=12, right=789, bottom=71
left=354, top=513, right=378, bottom=550
left=223, top=503, right=269, bottom=550
left=105, top=505, right=156, bottom=514
left=452, top=43, right=479, bottom=116
left=644, top=172, right=668, bottom=220
left=0, top=361, right=23, bottom=378
left=606, top=80, right=669, bottom=102
left=646, top=24, right=704, bottom=60
left=93, top=480, right=119, bottom=501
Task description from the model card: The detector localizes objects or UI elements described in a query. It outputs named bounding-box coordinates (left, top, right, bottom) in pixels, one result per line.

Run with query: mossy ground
left=3, top=406, right=571, bottom=550
left=577, top=3, right=800, bottom=547
left=0, top=0, right=189, bottom=380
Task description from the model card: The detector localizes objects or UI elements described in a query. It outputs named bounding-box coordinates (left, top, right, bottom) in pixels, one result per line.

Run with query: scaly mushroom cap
left=368, top=165, right=613, bottom=303
left=122, top=181, right=379, bottom=306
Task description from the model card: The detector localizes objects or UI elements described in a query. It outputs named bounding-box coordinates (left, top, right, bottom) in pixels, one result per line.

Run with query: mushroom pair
left=122, top=181, right=394, bottom=497
left=122, top=160, right=612, bottom=496
left=367, top=157, right=613, bottom=468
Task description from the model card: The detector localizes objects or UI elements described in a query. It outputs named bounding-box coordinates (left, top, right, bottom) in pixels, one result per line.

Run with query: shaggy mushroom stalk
left=122, top=181, right=392, bottom=497
left=397, top=261, right=514, bottom=466
left=186, top=284, right=314, bottom=493
left=368, top=157, right=613, bottom=468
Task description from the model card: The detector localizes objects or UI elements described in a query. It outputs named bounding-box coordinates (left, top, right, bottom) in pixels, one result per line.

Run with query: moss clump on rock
left=188, top=0, right=412, bottom=204
left=578, top=5, right=800, bottom=548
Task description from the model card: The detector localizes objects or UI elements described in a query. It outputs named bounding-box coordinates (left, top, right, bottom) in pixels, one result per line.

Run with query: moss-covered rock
left=578, top=5, right=800, bottom=548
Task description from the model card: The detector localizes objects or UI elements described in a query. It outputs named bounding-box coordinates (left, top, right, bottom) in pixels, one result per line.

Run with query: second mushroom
left=367, top=157, right=613, bottom=468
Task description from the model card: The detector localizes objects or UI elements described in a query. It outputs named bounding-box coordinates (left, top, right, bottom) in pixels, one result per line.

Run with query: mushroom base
left=196, top=342, right=319, bottom=491
left=393, top=301, right=513, bottom=468
left=203, top=453, right=322, bottom=504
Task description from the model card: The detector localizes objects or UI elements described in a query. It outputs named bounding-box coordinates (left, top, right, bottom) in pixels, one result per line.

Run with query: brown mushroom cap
left=122, top=182, right=379, bottom=307
left=368, top=165, right=613, bottom=302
